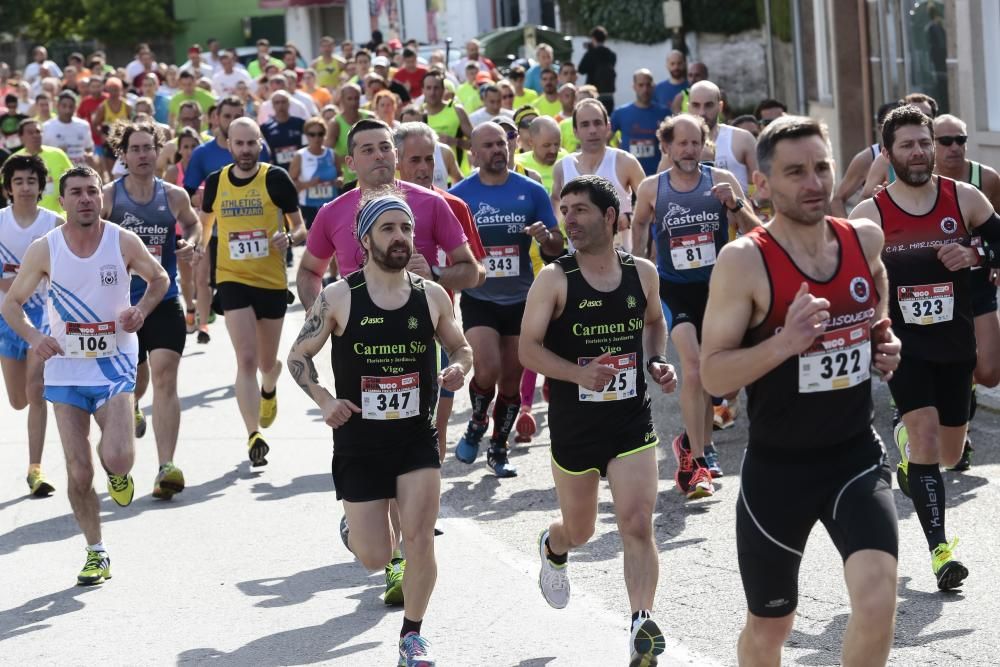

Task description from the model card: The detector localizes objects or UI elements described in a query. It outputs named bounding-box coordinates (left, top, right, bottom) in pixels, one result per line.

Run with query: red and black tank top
left=744, top=218, right=878, bottom=450
left=874, top=176, right=974, bottom=362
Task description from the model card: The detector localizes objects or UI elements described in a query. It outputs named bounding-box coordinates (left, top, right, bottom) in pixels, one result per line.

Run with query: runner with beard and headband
left=851, top=105, right=1000, bottom=590
left=932, top=113, right=1000, bottom=471
left=631, top=113, right=759, bottom=495
left=199, top=117, right=305, bottom=467
left=287, top=193, right=472, bottom=667
left=701, top=115, right=902, bottom=666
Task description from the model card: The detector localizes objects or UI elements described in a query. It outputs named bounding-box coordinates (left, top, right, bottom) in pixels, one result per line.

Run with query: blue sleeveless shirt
left=108, top=177, right=179, bottom=305
left=653, top=164, right=729, bottom=284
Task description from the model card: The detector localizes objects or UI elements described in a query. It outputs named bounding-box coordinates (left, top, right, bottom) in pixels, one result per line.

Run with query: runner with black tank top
left=520, top=175, right=676, bottom=667
left=632, top=114, right=758, bottom=494
left=931, top=113, right=1000, bottom=471
left=287, top=194, right=472, bottom=667
left=103, top=120, right=202, bottom=500
left=852, top=105, right=1000, bottom=591
left=702, top=116, right=901, bottom=664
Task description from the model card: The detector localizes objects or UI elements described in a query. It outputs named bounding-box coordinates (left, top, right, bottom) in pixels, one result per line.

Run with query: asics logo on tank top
left=474, top=202, right=527, bottom=225
left=360, top=316, right=384, bottom=326
left=660, top=202, right=720, bottom=230
left=99, top=265, right=119, bottom=286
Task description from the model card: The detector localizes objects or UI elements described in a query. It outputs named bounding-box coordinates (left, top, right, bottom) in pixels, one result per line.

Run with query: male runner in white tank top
left=686, top=80, right=757, bottom=195
left=550, top=99, right=645, bottom=251
left=0, top=154, right=63, bottom=496
left=1, top=165, right=169, bottom=586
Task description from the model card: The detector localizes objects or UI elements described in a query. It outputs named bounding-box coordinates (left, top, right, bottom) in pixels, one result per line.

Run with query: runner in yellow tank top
left=422, top=71, right=473, bottom=174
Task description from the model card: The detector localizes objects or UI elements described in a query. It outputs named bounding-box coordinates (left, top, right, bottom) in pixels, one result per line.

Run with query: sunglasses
left=937, top=135, right=968, bottom=147
left=307, top=132, right=325, bottom=137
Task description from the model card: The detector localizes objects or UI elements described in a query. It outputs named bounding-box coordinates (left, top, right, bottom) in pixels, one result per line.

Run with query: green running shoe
left=893, top=421, right=910, bottom=498
left=77, top=548, right=111, bottom=585
left=932, top=538, right=969, bottom=590
left=134, top=405, right=147, bottom=438
left=384, top=557, right=405, bottom=606
left=26, top=468, right=55, bottom=497
left=107, top=472, right=135, bottom=507
left=152, top=463, right=186, bottom=499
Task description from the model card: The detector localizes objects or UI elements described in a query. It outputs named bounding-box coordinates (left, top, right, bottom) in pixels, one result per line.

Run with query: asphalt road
left=2, top=259, right=999, bottom=666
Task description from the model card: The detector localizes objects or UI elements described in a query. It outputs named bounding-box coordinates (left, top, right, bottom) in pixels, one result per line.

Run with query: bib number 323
left=361, top=373, right=420, bottom=420
left=897, top=282, right=953, bottom=325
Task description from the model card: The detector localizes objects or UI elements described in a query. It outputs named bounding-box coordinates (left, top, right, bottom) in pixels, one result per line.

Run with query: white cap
left=372, top=56, right=391, bottom=68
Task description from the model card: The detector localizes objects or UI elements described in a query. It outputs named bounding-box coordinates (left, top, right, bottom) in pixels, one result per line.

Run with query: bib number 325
left=578, top=353, right=638, bottom=402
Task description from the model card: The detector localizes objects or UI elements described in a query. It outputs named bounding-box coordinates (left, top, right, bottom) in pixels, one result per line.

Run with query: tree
left=5, top=0, right=175, bottom=46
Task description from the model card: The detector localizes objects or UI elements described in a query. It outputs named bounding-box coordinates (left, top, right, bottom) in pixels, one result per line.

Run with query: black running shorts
left=659, top=280, right=709, bottom=338
left=888, top=355, right=975, bottom=427
left=217, top=281, right=288, bottom=320
left=332, top=440, right=441, bottom=502
left=137, top=297, right=186, bottom=364
left=970, top=268, right=998, bottom=317
left=736, top=430, right=898, bottom=618
left=551, top=418, right=657, bottom=477
left=459, top=293, right=526, bottom=337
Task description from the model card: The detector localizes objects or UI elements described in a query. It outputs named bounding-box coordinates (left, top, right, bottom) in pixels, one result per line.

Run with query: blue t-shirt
left=525, top=64, right=555, bottom=94
left=654, top=79, right=687, bottom=110
left=450, top=170, right=558, bottom=305
left=152, top=93, right=171, bottom=125
left=261, top=117, right=305, bottom=170
left=184, top=138, right=271, bottom=193
left=611, top=102, right=670, bottom=176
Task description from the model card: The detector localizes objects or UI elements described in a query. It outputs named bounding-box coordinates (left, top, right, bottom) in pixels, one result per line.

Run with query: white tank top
left=432, top=143, right=449, bottom=190
left=44, top=223, right=138, bottom=387
left=713, top=125, right=749, bottom=194
left=0, top=206, right=59, bottom=316
left=560, top=148, right=634, bottom=214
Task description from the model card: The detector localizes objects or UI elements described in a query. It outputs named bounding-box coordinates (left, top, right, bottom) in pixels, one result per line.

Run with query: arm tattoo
left=288, top=357, right=321, bottom=399
left=294, top=292, right=328, bottom=346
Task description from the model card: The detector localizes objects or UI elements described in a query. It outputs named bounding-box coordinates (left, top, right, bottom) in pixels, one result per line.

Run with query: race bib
left=578, top=353, right=638, bottom=402
left=65, top=321, right=118, bottom=359
left=147, top=244, right=162, bottom=265
left=228, top=229, right=269, bottom=260
left=798, top=323, right=871, bottom=393
left=897, top=282, right=954, bottom=325
left=361, top=373, right=420, bottom=420
left=484, top=245, right=520, bottom=278
left=2, top=262, right=19, bottom=279
left=307, top=184, right=334, bottom=200
left=629, top=141, right=655, bottom=159
left=669, top=233, right=717, bottom=270
left=276, top=147, right=297, bottom=165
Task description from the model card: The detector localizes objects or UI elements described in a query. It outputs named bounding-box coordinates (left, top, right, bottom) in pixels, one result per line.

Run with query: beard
left=370, top=239, right=411, bottom=271
left=891, top=152, right=935, bottom=186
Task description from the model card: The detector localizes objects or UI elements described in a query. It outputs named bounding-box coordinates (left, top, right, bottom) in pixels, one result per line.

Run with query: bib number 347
left=361, top=373, right=420, bottom=420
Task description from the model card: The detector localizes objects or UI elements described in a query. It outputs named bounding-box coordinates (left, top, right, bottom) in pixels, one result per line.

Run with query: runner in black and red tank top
left=700, top=116, right=902, bottom=665
left=852, top=105, right=1000, bottom=592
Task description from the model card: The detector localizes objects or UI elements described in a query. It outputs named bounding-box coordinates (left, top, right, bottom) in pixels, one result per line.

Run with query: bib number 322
left=798, top=323, right=871, bottom=393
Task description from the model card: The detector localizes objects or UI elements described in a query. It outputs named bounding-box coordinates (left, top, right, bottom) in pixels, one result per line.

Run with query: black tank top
left=744, top=218, right=878, bottom=450
left=330, top=270, right=438, bottom=454
left=874, top=176, right=975, bottom=362
left=544, top=251, right=652, bottom=443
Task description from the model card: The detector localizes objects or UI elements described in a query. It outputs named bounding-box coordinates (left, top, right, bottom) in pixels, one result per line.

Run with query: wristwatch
left=726, top=199, right=745, bottom=213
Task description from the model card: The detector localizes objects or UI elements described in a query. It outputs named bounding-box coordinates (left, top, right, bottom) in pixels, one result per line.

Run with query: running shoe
left=77, top=548, right=111, bottom=586
left=487, top=445, right=518, bottom=478
left=197, top=325, right=210, bottom=344
left=515, top=409, right=536, bottom=443
left=248, top=432, right=270, bottom=467
left=134, top=405, right=147, bottom=438
left=932, top=538, right=969, bottom=590
left=671, top=434, right=694, bottom=493
left=629, top=611, right=666, bottom=667
left=185, top=310, right=196, bottom=334
left=455, top=416, right=488, bottom=463
left=704, top=443, right=723, bottom=477
left=947, top=438, right=973, bottom=472
left=712, top=404, right=735, bottom=430
left=26, top=468, right=55, bottom=497
left=339, top=515, right=351, bottom=553
left=207, top=311, right=217, bottom=324
left=687, top=466, right=714, bottom=500
left=397, top=632, right=435, bottom=667
left=537, top=529, right=570, bottom=609
left=893, top=421, right=910, bottom=498
left=152, top=462, right=185, bottom=500
left=259, top=388, right=278, bottom=428
left=384, top=557, right=405, bottom=605
left=106, top=472, right=134, bottom=507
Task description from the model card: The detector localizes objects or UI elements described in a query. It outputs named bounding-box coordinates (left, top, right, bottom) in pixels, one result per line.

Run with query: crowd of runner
left=2, top=27, right=998, bottom=667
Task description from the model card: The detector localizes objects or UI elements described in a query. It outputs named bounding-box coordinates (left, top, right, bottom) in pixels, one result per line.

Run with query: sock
left=28, top=463, right=41, bottom=475
left=520, top=369, right=537, bottom=406
left=391, top=548, right=403, bottom=561
left=909, top=462, right=948, bottom=550
left=545, top=537, right=567, bottom=565
left=491, top=393, right=521, bottom=446
left=681, top=432, right=691, bottom=451
left=261, top=387, right=276, bottom=399
left=400, top=617, right=422, bottom=638
left=88, top=541, right=106, bottom=553
left=695, top=456, right=708, bottom=469
left=469, top=379, right=495, bottom=422
left=631, top=609, right=651, bottom=628
left=969, top=385, right=978, bottom=422
left=711, top=395, right=724, bottom=407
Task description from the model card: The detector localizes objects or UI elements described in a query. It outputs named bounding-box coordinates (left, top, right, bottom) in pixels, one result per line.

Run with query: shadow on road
left=250, top=473, right=332, bottom=502
left=179, top=385, right=236, bottom=412
left=0, top=585, right=99, bottom=642
left=0, top=467, right=242, bottom=556
left=177, top=585, right=391, bottom=666
left=237, top=562, right=378, bottom=608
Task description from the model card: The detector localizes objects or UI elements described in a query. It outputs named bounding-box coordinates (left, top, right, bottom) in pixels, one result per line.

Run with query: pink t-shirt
left=307, top=180, right=468, bottom=274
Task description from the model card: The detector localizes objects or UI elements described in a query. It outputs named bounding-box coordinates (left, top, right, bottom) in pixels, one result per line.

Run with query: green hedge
left=558, top=0, right=761, bottom=44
